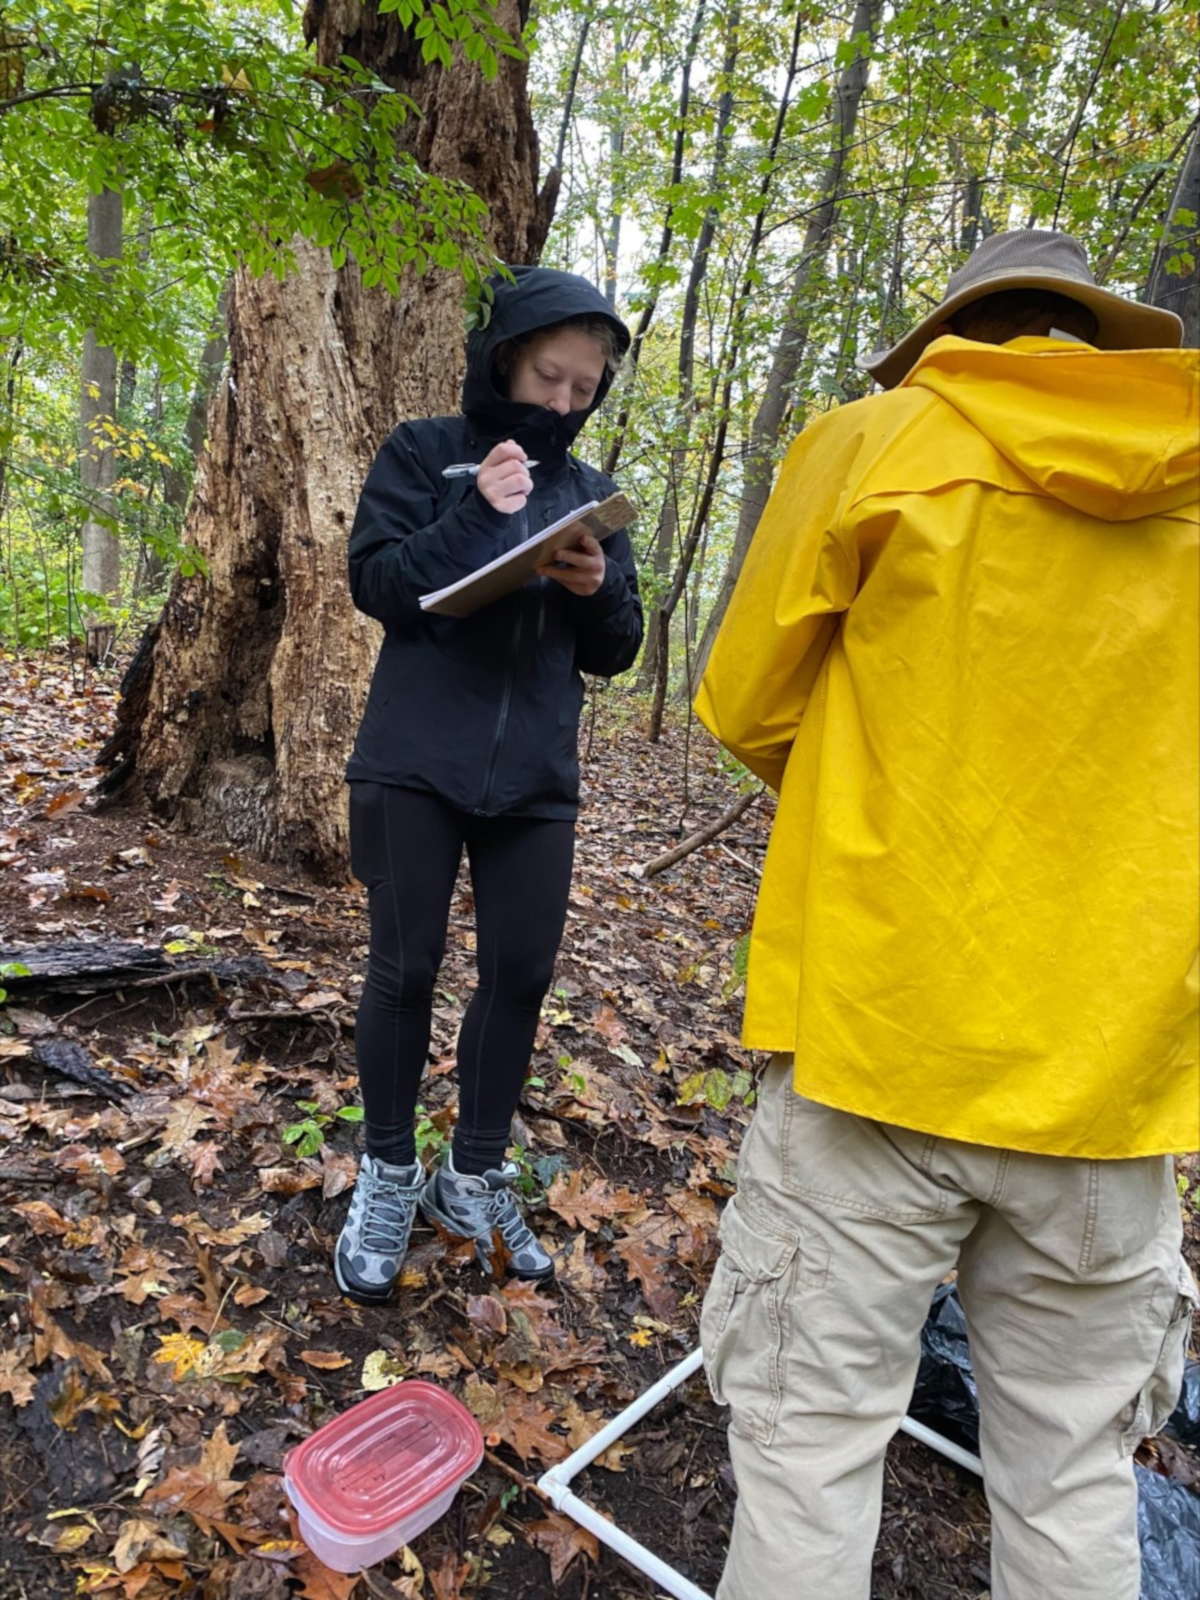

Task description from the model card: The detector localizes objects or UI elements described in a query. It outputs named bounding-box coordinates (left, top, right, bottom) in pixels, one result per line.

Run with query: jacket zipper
left=477, top=509, right=528, bottom=814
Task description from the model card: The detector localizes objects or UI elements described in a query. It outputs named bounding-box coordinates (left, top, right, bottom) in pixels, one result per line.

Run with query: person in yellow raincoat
left=695, top=230, right=1199, bottom=1600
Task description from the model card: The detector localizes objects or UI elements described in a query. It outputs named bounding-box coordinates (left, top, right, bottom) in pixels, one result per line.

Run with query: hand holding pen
left=446, top=440, right=538, bottom=515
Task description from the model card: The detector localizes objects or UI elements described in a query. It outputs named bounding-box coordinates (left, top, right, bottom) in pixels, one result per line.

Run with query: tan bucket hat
left=861, top=229, right=1184, bottom=390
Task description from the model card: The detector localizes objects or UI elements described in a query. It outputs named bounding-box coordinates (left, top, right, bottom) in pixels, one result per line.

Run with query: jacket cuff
left=468, top=487, right=512, bottom=533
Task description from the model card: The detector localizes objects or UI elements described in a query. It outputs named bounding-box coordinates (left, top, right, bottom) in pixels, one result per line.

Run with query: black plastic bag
left=908, top=1285, right=1200, bottom=1598
left=908, top=1282, right=979, bottom=1451
left=1165, top=1360, right=1200, bottom=1450
left=1136, top=1462, right=1200, bottom=1599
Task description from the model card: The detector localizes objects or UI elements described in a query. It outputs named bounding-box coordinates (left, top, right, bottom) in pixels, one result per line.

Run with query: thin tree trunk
left=553, top=13, right=590, bottom=172
left=692, top=0, right=882, bottom=689
left=102, top=0, right=555, bottom=877
left=638, top=3, right=740, bottom=693
left=79, top=183, right=123, bottom=664
left=603, top=0, right=707, bottom=476
left=1146, top=119, right=1200, bottom=347
left=602, top=18, right=624, bottom=308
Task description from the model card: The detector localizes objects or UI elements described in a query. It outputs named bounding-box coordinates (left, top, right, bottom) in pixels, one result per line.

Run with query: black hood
left=462, top=266, right=631, bottom=463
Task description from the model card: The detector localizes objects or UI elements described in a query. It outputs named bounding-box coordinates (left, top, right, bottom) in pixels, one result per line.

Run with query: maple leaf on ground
left=189, top=1140, right=224, bottom=1189
left=615, top=1212, right=684, bottom=1323
left=528, top=1511, right=600, bottom=1585
left=116, top=1245, right=182, bottom=1307
left=156, top=1099, right=217, bottom=1155
left=172, top=1209, right=270, bottom=1247
left=111, top=1517, right=189, bottom=1574
left=590, top=1001, right=627, bottom=1045
left=546, top=1169, right=640, bottom=1232
left=555, top=1233, right=608, bottom=1298
left=562, top=1398, right=634, bottom=1471
left=144, top=1421, right=241, bottom=1522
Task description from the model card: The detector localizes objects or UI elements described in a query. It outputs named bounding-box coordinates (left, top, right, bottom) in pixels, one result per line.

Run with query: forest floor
left=0, top=645, right=1196, bottom=1600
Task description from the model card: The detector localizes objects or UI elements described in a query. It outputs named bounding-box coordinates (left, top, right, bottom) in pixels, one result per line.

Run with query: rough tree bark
left=79, top=184, right=123, bottom=664
left=101, top=0, right=556, bottom=878
left=691, top=0, right=882, bottom=689
left=1147, top=118, right=1200, bottom=347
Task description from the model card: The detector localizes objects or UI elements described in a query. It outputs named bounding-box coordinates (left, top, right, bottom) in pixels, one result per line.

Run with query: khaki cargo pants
left=701, top=1055, right=1196, bottom=1600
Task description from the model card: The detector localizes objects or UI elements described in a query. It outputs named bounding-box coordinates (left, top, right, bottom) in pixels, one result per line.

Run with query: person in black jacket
left=335, top=267, right=641, bottom=1303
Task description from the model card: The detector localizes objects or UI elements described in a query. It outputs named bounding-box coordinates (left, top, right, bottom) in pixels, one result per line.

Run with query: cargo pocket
left=700, top=1202, right=798, bottom=1447
left=1121, top=1257, right=1198, bottom=1453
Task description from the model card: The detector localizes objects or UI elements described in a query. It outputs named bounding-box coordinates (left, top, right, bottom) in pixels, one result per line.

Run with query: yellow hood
left=906, top=336, right=1200, bottom=523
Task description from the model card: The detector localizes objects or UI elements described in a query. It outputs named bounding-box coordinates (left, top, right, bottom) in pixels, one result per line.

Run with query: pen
left=442, top=459, right=539, bottom=479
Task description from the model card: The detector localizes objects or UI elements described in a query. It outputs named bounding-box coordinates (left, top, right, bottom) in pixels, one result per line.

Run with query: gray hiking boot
left=334, top=1153, right=424, bottom=1304
left=419, top=1154, right=555, bottom=1282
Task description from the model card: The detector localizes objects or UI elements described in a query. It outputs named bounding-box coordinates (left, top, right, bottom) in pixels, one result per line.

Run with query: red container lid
left=285, top=1381, right=484, bottom=1537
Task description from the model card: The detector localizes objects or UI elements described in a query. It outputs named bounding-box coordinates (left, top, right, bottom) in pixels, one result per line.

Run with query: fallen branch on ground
left=634, top=786, right=764, bottom=879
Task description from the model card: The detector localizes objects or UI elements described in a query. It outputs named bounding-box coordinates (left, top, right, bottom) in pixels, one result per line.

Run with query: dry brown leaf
left=28, top=1276, right=111, bottom=1379
left=428, top=1553, right=471, bottom=1600
left=466, top=1293, right=507, bottom=1339
left=258, top=1164, right=321, bottom=1195
left=546, top=1170, right=640, bottom=1232
left=320, top=1145, right=358, bottom=1200
left=299, top=1350, right=350, bottom=1371
left=112, top=1516, right=189, bottom=1574
left=189, top=1141, right=225, bottom=1188
left=172, top=1209, right=270, bottom=1247
left=12, top=1199, right=69, bottom=1235
left=0, top=1346, right=37, bottom=1406
left=157, top=1099, right=217, bottom=1154
left=528, top=1511, right=599, bottom=1585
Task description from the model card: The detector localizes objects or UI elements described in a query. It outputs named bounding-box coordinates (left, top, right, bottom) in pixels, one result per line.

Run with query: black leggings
left=349, top=782, right=575, bottom=1174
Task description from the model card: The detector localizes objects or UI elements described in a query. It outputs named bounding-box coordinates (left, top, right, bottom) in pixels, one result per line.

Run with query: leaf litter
left=1, top=651, right=1196, bottom=1600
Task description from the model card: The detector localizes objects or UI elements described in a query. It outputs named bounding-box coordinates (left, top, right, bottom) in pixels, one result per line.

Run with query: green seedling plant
left=283, top=1100, right=364, bottom=1158
left=0, top=962, right=30, bottom=1006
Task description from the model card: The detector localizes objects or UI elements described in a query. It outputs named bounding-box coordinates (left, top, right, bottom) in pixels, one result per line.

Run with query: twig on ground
left=635, top=786, right=763, bottom=879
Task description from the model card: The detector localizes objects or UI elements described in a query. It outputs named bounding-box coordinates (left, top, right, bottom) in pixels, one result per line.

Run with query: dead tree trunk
left=102, top=0, right=555, bottom=878
left=691, top=0, right=882, bottom=689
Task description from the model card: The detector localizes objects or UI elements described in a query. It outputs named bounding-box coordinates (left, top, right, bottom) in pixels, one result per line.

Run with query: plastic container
left=284, top=1380, right=485, bottom=1571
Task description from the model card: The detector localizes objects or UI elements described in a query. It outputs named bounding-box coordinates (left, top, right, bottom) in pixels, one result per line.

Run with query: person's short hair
left=494, top=315, right=625, bottom=385
left=949, top=288, right=1100, bottom=345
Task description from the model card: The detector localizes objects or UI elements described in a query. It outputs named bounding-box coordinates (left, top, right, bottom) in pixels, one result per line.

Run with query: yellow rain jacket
left=697, top=336, right=1199, bottom=1159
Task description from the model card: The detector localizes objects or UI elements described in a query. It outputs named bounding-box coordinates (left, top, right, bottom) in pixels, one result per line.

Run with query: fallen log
left=0, top=938, right=285, bottom=1000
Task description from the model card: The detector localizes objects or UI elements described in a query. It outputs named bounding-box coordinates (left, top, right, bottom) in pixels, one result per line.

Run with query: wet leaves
left=0, top=656, right=782, bottom=1594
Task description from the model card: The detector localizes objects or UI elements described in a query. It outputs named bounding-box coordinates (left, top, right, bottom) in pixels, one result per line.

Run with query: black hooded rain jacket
left=346, top=268, right=643, bottom=819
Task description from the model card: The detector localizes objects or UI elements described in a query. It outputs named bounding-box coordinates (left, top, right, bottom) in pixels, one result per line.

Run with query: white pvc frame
left=536, top=1346, right=983, bottom=1600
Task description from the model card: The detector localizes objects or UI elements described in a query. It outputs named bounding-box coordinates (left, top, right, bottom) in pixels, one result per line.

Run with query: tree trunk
left=103, top=0, right=555, bottom=878
left=637, top=2, right=740, bottom=695
left=691, top=0, right=882, bottom=689
left=79, top=184, right=123, bottom=664
left=1146, top=119, right=1200, bottom=347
